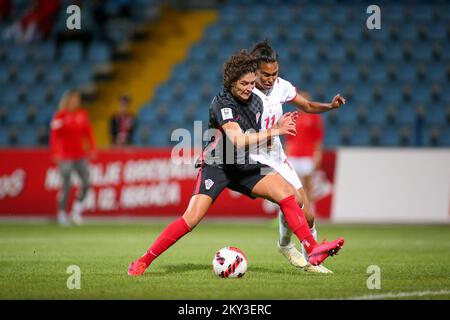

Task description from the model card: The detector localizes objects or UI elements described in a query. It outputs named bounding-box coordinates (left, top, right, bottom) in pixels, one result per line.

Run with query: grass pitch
left=0, top=221, right=449, bottom=300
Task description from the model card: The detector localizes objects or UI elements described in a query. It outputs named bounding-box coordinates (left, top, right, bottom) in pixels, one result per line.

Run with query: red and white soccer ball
left=213, top=246, right=248, bottom=278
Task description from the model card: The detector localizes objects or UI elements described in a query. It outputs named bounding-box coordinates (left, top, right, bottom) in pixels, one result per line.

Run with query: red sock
left=278, top=195, right=317, bottom=254
left=140, top=217, right=192, bottom=267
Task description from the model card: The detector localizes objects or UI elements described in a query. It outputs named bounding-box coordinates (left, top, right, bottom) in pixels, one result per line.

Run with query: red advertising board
left=0, top=148, right=335, bottom=219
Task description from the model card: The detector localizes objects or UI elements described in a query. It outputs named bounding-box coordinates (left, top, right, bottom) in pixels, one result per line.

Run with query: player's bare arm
left=292, top=94, right=346, bottom=114
left=222, top=113, right=296, bottom=148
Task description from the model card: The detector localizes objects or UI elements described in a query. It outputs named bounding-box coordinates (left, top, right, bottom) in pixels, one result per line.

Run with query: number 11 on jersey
left=264, top=115, right=275, bottom=129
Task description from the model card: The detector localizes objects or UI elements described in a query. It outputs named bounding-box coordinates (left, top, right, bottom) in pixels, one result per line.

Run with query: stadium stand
left=0, top=0, right=449, bottom=147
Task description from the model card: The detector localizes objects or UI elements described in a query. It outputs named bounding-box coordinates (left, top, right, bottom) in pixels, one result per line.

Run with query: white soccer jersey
left=250, top=77, right=303, bottom=189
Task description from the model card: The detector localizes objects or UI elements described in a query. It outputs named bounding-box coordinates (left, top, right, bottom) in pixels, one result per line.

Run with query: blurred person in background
left=50, top=90, right=96, bottom=226
left=2, top=0, right=59, bottom=43
left=110, top=95, right=135, bottom=146
left=285, top=91, right=325, bottom=210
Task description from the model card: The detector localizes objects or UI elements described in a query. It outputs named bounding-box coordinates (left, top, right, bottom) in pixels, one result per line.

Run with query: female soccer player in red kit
left=50, top=90, right=96, bottom=226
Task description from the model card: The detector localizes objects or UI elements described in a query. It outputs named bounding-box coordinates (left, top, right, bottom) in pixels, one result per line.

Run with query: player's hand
left=275, top=113, right=296, bottom=136
left=331, top=94, right=346, bottom=109
left=284, top=111, right=299, bottom=123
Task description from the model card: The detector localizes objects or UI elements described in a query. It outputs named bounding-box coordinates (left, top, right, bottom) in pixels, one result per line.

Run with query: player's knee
left=279, top=182, right=296, bottom=200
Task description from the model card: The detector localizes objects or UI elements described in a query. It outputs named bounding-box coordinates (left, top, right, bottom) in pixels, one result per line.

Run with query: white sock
left=278, top=209, right=293, bottom=247
left=310, top=224, right=318, bottom=241
left=58, top=210, right=67, bottom=218
left=71, top=200, right=84, bottom=218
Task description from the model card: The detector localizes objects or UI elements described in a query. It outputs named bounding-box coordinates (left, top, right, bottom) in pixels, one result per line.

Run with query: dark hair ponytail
left=250, top=38, right=278, bottom=64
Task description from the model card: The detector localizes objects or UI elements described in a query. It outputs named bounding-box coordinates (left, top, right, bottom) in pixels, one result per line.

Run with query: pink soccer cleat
left=127, top=260, right=148, bottom=276
left=308, top=237, right=345, bottom=266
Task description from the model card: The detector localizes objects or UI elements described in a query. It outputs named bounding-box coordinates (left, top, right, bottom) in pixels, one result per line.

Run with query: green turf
left=0, top=221, right=449, bottom=300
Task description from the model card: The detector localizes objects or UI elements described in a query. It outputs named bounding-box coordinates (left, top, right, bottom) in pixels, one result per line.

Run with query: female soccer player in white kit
left=249, top=40, right=346, bottom=273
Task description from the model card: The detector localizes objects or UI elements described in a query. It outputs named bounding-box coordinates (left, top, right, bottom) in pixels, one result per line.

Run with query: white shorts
left=289, top=157, right=315, bottom=177
left=273, top=159, right=303, bottom=190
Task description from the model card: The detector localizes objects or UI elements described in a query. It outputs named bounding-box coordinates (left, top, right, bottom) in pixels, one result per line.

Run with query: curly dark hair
left=250, top=38, right=278, bottom=64
left=223, top=50, right=257, bottom=91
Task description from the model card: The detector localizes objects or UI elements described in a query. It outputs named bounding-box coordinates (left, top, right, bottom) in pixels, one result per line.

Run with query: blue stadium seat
left=35, top=107, right=55, bottom=126
left=328, top=5, right=347, bottom=23
left=15, top=64, right=38, bottom=85
left=6, top=45, right=28, bottom=64
left=384, top=5, right=405, bottom=22
left=428, top=24, right=447, bottom=42
left=301, top=5, right=321, bottom=24
left=379, top=126, right=401, bottom=146
left=410, top=5, right=433, bottom=23
left=369, top=65, right=388, bottom=82
left=427, top=62, right=447, bottom=82
left=0, top=127, right=9, bottom=145
left=29, top=42, right=56, bottom=62
left=343, top=24, right=362, bottom=41
left=356, top=43, right=375, bottom=62
left=17, top=127, right=38, bottom=146
left=26, top=84, right=51, bottom=105
left=383, top=85, right=403, bottom=104
left=44, top=65, right=67, bottom=83
left=70, top=64, right=92, bottom=84
left=324, top=130, right=340, bottom=147
left=436, top=127, right=450, bottom=146
left=340, top=64, right=359, bottom=83
left=6, top=109, right=28, bottom=125
left=413, top=42, right=433, bottom=61
left=337, top=106, right=357, bottom=125
left=397, top=105, right=417, bottom=125
left=425, top=106, right=446, bottom=125
left=87, top=42, right=111, bottom=64
left=327, top=45, right=346, bottom=62
left=0, top=85, right=21, bottom=106
left=351, top=127, right=371, bottom=146
left=60, top=42, right=83, bottom=64
left=397, top=64, right=416, bottom=82
left=399, top=23, right=418, bottom=42
left=0, top=64, right=10, bottom=84
left=366, top=106, right=386, bottom=125
left=383, top=43, right=403, bottom=61
left=370, top=27, right=390, bottom=41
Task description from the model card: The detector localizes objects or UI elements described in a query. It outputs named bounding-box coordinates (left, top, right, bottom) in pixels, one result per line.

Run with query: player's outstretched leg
left=278, top=195, right=344, bottom=266
left=252, top=173, right=344, bottom=267
left=278, top=187, right=333, bottom=273
left=128, top=194, right=212, bottom=276
left=277, top=210, right=309, bottom=268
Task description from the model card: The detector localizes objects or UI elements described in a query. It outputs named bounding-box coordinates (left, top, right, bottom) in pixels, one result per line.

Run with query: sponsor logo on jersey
left=221, top=108, right=233, bottom=120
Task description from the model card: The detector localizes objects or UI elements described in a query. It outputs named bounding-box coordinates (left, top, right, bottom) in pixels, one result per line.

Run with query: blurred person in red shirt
left=50, top=90, right=96, bottom=226
left=110, top=95, right=135, bottom=146
left=2, top=0, right=59, bottom=43
left=285, top=91, right=324, bottom=208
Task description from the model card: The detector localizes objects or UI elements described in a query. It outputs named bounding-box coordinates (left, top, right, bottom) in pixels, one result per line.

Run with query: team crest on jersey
left=256, top=112, right=261, bottom=123
left=205, top=179, right=214, bottom=190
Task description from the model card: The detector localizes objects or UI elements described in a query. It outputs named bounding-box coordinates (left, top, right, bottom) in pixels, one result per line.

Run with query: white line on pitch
left=339, top=289, right=450, bottom=300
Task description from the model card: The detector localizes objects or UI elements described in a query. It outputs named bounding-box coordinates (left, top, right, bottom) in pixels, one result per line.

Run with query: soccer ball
left=212, top=246, right=248, bottom=278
